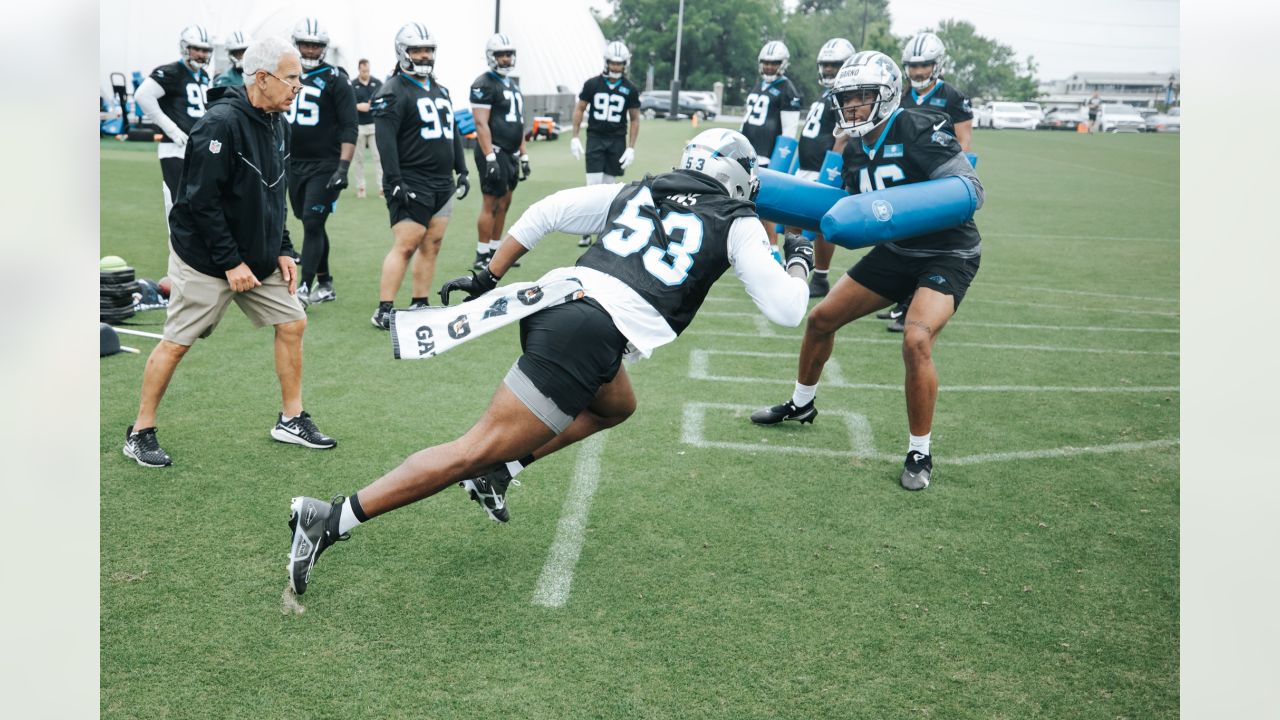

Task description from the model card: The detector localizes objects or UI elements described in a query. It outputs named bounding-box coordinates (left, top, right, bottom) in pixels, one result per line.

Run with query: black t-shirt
left=841, top=108, right=981, bottom=256
left=797, top=90, right=840, bottom=171
left=372, top=73, right=464, bottom=190
left=148, top=61, right=211, bottom=139
left=576, top=170, right=759, bottom=335
left=899, top=80, right=973, bottom=134
left=469, top=72, right=524, bottom=152
left=352, top=76, right=382, bottom=124
left=578, top=75, right=641, bottom=136
left=739, top=76, right=802, bottom=158
left=286, top=63, right=358, bottom=161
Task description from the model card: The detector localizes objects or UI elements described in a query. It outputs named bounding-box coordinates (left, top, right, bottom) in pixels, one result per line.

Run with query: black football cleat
left=750, top=399, right=818, bottom=426
left=371, top=305, right=393, bottom=330
left=900, top=451, right=933, bottom=491
left=808, top=273, right=829, bottom=298
left=271, top=411, right=337, bottom=449
left=459, top=465, right=521, bottom=523
left=287, top=495, right=350, bottom=595
left=877, top=301, right=908, bottom=321
left=123, top=425, right=172, bottom=467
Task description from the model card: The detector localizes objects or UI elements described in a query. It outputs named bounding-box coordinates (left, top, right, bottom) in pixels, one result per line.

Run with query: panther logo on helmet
left=679, top=128, right=760, bottom=201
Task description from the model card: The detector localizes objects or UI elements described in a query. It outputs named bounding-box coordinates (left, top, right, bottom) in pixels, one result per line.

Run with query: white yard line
left=113, top=328, right=165, bottom=340
left=979, top=282, right=1178, bottom=304
left=687, top=332, right=1179, bottom=357
left=532, top=432, right=607, bottom=609
left=697, top=310, right=1177, bottom=333
left=984, top=231, right=1178, bottom=244
left=965, top=297, right=1179, bottom=318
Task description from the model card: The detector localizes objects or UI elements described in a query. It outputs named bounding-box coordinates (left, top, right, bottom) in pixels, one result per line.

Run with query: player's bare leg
left=378, top=220, right=429, bottom=303
left=410, top=215, right=450, bottom=300
left=797, top=275, right=891, bottom=385
left=899, top=287, right=955, bottom=436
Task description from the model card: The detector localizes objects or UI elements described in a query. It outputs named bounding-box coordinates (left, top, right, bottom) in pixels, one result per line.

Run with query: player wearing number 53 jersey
left=740, top=41, right=803, bottom=166
left=752, top=52, right=985, bottom=493
left=133, top=25, right=212, bottom=231
left=369, top=23, right=470, bottom=330
left=283, top=129, right=812, bottom=596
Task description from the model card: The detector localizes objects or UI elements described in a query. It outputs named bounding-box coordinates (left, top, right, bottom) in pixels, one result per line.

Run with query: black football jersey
left=372, top=73, right=464, bottom=189
left=148, top=61, right=211, bottom=139
left=797, top=90, right=840, bottom=171
left=840, top=108, right=981, bottom=256
left=739, top=76, right=802, bottom=158
left=899, top=80, right=973, bottom=134
left=578, top=75, right=641, bottom=136
left=576, top=170, right=759, bottom=335
left=352, top=76, right=382, bottom=124
left=469, top=72, right=524, bottom=152
left=285, top=63, right=358, bottom=161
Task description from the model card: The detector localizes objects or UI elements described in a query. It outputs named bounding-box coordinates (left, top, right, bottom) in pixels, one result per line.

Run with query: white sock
left=488, top=239, right=502, bottom=252
left=476, top=241, right=489, bottom=254
left=791, top=382, right=817, bottom=407
left=505, top=459, right=526, bottom=477
left=813, top=269, right=828, bottom=277
left=280, top=413, right=297, bottom=423
left=909, top=433, right=931, bottom=456
left=338, top=498, right=362, bottom=535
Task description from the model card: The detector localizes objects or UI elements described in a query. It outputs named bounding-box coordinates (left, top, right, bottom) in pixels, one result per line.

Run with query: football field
left=100, top=122, right=1179, bottom=719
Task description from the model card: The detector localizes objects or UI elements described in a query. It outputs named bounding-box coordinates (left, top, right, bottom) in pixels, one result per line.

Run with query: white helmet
left=679, top=129, right=760, bottom=201
left=603, top=40, right=631, bottom=80
left=828, top=51, right=902, bottom=138
left=179, top=25, right=212, bottom=71
left=816, top=38, right=856, bottom=88
left=485, top=33, right=517, bottom=76
left=291, top=17, right=330, bottom=70
left=901, top=32, right=946, bottom=90
left=395, top=23, right=437, bottom=77
left=758, top=41, right=790, bottom=81
left=225, top=31, right=252, bottom=70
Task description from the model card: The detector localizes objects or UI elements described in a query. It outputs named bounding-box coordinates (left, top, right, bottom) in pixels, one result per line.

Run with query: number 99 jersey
left=738, top=76, right=802, bottom=159
left=148, top=61, right=211, bottom=140
left=578, top=74, right=640, bottom=136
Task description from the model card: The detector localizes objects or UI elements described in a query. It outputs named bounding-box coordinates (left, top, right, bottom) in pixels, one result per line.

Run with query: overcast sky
left=583, top=0, right=1179, bottom=82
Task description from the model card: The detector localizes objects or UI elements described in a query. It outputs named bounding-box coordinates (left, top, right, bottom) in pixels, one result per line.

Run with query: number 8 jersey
left=578, top=74, right=640, bottom=136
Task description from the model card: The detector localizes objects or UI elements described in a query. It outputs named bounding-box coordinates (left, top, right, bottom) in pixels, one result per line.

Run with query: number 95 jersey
left=285, top=64, right=358, bottom=161
left=578, top=75, right=640, bottom=136
left=147, top=61, right=211, bottom=140
left=739, top=76, right=802, bottom=158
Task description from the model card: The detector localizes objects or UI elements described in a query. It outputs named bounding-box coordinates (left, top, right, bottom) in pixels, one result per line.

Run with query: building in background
left=1037, top=71, right=1179, bottom=111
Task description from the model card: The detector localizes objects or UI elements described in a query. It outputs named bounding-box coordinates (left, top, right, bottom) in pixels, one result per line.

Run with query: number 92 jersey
left=738, top=76, right=802, bottom=158
left=148, top=61, right=211, bottom=139
left=372, top=73, right=461, bottom=188
left=840, top=108, right=981, bottom=256
left=286, top=64, right=358, bottom=161
left=578, top=75, right=640, bottom=136
left=576, top=171, right=760, bottom=335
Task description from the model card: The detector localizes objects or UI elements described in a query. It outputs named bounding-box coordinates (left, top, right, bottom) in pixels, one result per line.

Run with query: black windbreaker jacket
left=169, top=85, right=295, bottom=280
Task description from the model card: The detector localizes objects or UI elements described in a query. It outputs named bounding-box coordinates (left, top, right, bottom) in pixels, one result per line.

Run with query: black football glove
left=782, top=232, right=815, bottom=276
left=389, top=181, right=418, bottom=204
left=439, top=267, right=501, bottom=305
left=455, top=173, right=470, bottom=200
left=325, top=159, right=351, bottom=191
left=519, top=156, right=531, bottom=181
left=484, top=153, right=500, bottom=180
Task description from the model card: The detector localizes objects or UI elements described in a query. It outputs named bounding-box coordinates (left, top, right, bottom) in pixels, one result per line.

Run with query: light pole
left=668, top=0, right=684, bottom=120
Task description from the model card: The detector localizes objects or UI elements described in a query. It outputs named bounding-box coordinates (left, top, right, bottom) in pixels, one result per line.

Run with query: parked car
left=973, top=103, right=992, bottom=127
left=1041, top=107, right=1088, bottom=131
left=1144, top=106, right=1180, bottom=133
left=1097, top=103, right=1145, bottom=133
left=1020, top=102, right=1045, bottom=124
left=980, top=101, right=1038, bottom=130
left=639, top=90, right=717, bottom=120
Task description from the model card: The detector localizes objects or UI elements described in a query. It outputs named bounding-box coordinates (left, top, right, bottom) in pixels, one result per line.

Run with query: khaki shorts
left=163, top=247, right=306, bottom=346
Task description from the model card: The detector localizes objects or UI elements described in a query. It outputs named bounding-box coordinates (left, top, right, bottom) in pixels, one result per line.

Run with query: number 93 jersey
left=372, top=73, right=460, bottom=187
left=148, top=61, right=211, bottom=139
left=578, top=74, right=640, bottom=136
left=576, top=171, right=760, bottom=335
left=739, top=76, right=802, bottom=158
left=840, top=108, right=981, bottom=256
left=285, top=64, right=358, bottom=161
left=469, top=71, right=524, bottom=153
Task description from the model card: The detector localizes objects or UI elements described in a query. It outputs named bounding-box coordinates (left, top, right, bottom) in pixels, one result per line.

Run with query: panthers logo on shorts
left=448, top=315, right=472, bottom=339
left=517, top=286, right=545, bottom=305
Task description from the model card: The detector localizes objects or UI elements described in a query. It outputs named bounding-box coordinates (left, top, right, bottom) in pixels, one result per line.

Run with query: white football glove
left=170, top=130, right=189, bottom=149
left=619, top=147, right=635, bottom=170
left=570, top=137, right=583, bottom=160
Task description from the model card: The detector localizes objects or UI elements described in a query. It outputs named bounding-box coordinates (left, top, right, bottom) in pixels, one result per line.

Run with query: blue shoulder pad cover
left=820, top=176, right=978, bottom=249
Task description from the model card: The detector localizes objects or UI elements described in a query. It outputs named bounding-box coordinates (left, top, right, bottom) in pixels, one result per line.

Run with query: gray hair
left=241, top=36, right=299, bottom=86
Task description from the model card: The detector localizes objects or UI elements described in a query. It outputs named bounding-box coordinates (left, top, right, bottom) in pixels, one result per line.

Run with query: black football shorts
left=847, top=246, right=980, bottom=310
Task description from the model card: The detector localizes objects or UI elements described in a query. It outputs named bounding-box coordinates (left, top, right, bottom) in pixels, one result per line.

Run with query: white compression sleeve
left=727, top=217, right=809, bottom=327
left=506, top=184, right=626, bottom=250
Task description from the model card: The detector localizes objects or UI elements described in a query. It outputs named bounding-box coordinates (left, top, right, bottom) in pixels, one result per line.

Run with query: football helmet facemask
left=603, top=40, right=631, bottom=80
left=292, top=17, right=330, bottom=70
left=679, top=128, right=759, bottom=201
left=829, top=51, right=902, bottom=138
left=485, top=33, right=517, bottom=76
left=395, top=23, right=436, bottom=77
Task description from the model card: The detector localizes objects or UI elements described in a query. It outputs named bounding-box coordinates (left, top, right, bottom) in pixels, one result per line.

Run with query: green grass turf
left=100, top=123, right=1178, bottom=719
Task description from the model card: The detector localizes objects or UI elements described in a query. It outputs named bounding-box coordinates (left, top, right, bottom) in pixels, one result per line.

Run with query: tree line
left=596, top=0, right=1039, bottom=105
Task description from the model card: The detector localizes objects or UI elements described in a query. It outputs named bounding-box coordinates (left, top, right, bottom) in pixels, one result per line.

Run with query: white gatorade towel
left=391, top=277, right=586, bottom=360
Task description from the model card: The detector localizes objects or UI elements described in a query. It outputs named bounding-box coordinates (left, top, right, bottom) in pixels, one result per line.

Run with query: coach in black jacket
left=123, top=37, right=338, bottom=468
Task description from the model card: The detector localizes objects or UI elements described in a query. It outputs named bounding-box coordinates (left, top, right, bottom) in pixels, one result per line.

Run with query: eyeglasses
left=263, top=71, right=303, bottom=89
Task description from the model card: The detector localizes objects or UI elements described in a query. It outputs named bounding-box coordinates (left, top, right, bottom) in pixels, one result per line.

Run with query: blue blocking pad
left=802, top=150, right=846, bottom=240
left=755, top=167, right=848, bottom=232
left=820, top=176, right=979, bottom=249
left=768, top=135, right=799, bottom=174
